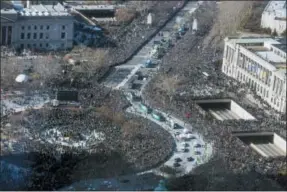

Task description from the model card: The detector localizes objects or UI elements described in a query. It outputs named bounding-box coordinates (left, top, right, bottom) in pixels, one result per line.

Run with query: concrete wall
left=273, top=133, right=286, bottom=153
left=230, top=100, right=256, bottom=120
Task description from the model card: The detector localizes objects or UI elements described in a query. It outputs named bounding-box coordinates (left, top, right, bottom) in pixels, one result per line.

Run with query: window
left=260, top=86, right=262, bottom=93
left=33, top=33, right=37, bottom=39
left=61, top=43, right=65, bottom=48
left=39, top=33, right=43, bottom=39
left=21, top=26, right=25, bottom=30
left=62, top=25, right=66, bottom=30
left=45, top=33, right=49, bottom=39
left=27, top=33, right=31, bottom=39
left=46, top=43, right=49, bottom=47
left=40, top=25, right=43, bottom=30
left=33, top=43, right=36, bottom=47
left=61, top=32, right=66, bottom=39
left=20, top=44, right=24, bottom=49
left=27, top=44, right=31, bottom=48
left=21, top=33, right=25, bottom=39
left=46, top=25, right=50, bottom=30
left=34, top=25, right=37, bottom=30
left=39, top=43, right=42, bottom=48
left=28, top=26, right=31, bottom=30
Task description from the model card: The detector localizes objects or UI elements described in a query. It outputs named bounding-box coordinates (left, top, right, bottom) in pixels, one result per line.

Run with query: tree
left=280, top=29, right=286, bottom=37
left=271, top=29, right=278, bottom=37
left=156, top=74, right=182, bottom=103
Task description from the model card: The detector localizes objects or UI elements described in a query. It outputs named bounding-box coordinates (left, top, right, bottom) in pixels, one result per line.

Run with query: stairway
left=209, top=109, right=241, bottom=120
left=250, top=143, right=286, bottom=157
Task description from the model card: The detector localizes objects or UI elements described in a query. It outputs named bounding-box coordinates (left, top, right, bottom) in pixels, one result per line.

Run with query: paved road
left=62, top=1, right=213, bottom=190
left=103, top=1, right=202, bottom=89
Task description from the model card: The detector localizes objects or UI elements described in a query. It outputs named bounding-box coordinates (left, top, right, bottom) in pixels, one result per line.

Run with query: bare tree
left=115, top=8, right=137, bottom=23
left=203, top=1, right=253, bottom=49
left=72, top=48, right=108, bottom=78
left=156, top=74, right=182, bottom=103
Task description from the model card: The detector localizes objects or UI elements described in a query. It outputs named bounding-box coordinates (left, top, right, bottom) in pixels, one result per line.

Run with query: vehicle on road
left=152, top=111, right=165, bottom=121
left=173, top=123, right=183, bottom=129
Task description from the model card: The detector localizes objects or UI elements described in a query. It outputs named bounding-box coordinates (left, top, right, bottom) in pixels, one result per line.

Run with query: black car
left=173, top=162, right=181, bottom=167
left=187, top=157, right=194, bottom=162
left=182, top=148, right=189, bottom=153
left=173, top=123, right=183, bottom=129
left=194, top=144, right=202, bottom=148
left=174, top=158, right=182, bottom=163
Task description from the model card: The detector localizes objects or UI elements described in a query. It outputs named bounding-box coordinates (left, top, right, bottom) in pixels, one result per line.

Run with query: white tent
left=15, top=74, right=28, bottom=83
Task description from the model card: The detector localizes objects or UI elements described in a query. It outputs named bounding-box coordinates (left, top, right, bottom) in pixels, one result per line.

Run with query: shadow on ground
left=0, top=149, right=136, bottom=191
left=167, top=156, right=285, bottom=191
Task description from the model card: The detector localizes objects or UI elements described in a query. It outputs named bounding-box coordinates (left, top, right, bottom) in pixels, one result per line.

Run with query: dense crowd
left=1, top=89, right=174, bottom=190
left=143, top=2, right=286, bottom=190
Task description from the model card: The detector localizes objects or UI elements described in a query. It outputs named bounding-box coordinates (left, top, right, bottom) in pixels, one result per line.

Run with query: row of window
left=20, top=32, right=66, bottom=40
left=237, top=70, right=284, bottom=108
left=270, top=97, right=283, bottom=108
left=20, top=42, right=65, bottom=49
left=223, top=64, right=284, bottom=110
left=238, top=53, right=271, bottom=86
left=21, top=25, right=66, bottom=31
left=271, top=47, right=286, bottom=59
left=273, top=75, right=284, bottom=96
left=225, top=45, right=235, bottom=63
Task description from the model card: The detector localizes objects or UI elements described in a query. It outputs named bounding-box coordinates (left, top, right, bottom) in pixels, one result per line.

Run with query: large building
left=0, top=1, right=74, bottom=50
left=222, top=37, right=286, bottom=113
left=261, top=1, right=286, bottom=35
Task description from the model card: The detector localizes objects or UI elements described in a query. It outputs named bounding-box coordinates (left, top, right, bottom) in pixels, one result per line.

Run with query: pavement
left=103, top=1, right=200, bottom=90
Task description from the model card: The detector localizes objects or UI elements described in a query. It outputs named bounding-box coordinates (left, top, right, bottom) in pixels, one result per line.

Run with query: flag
left=257, top=67, right=261, bottom=75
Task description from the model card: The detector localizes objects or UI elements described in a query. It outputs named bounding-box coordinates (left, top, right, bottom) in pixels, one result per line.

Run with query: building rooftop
left=0, top=8, right=17, bottom=14
left=70, top=4, right=115, bottom=11
left=226, top=37, right=278, bottom=45
left=264, top=1, right=286, bottom=19
left=18, top=3, right=70, bottom=17
left=256, top=51, right=286, bottom=63
left=226, top=36, right=286, bottom=79
left=273, top=43, right=287, bottom=53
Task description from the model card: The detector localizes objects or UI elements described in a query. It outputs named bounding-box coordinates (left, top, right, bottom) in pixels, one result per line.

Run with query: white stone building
left=1, top=2, right=74, bottom=50
left=222, top=37, right=286, bottom=113
left=261, top=1, right=286, bottom=35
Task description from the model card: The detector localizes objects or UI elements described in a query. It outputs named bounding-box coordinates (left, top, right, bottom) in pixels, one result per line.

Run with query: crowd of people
left=143, top=2, right=286, bottom=190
